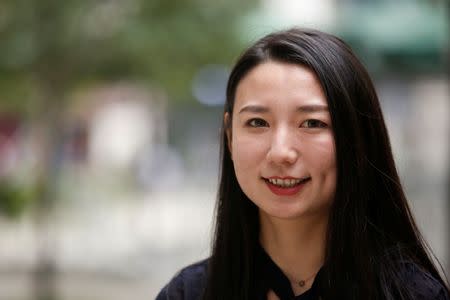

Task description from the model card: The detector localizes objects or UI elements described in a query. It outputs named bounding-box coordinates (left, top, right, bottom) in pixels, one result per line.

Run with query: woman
left=156, top=28, right=449, bottom=300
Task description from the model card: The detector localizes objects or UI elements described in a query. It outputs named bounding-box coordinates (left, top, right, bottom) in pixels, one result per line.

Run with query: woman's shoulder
left=396, top=261, right=449, bottom=299
left=155, top=259, right=209, bottom=300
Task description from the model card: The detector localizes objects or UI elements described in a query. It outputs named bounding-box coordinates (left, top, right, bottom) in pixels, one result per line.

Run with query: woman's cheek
left=233, top=136, right=266, bottom=166
left=305, top=135, right=336, bottom=169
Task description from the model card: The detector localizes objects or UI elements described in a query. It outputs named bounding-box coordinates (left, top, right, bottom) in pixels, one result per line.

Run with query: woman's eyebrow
left=238, top=104, right=328, bottom=114
left=296, top=104, right=329, bottom=113
left=238, top=105, right=269, bottom=114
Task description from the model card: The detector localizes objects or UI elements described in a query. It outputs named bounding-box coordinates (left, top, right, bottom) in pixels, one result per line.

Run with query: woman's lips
left=263, top=177, right=311, bottom=196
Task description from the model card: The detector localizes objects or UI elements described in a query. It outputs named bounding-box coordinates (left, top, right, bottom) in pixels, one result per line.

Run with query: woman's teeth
left=267, top=178, right=309, bottom=188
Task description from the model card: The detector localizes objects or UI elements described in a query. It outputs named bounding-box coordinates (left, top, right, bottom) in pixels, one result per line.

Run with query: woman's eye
left=301, top=119, right=327, bottom=128
left=247, top=118, right=268, bottom=127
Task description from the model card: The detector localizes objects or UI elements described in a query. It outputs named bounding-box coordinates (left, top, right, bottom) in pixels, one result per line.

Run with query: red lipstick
left=264, top=176, right=310, bottom=196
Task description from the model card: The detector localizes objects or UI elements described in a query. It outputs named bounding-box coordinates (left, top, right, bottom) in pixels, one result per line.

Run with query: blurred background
left=0, top=0, right=448, bottom=299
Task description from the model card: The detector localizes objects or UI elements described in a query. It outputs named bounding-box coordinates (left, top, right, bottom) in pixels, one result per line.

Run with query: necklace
left=297, top=271, right=318, bottom=287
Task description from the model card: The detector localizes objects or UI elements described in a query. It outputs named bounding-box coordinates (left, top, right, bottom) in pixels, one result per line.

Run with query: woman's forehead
left=233, top=61, right=328, bottom=112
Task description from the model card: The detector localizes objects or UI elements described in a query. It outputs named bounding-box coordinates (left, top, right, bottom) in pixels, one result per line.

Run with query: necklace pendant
left=298, top=280, right=305, bottom=287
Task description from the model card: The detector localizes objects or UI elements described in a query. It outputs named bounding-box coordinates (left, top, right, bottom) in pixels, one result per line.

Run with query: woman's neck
left=259, top=211, right=328, bottom=295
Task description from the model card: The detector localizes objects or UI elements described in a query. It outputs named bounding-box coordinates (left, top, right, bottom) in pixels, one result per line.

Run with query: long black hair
left=203, top=28, right=449, bottom=300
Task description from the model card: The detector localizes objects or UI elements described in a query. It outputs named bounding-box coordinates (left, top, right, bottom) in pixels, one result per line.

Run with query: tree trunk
left=31, top=86, right=65, bottom=300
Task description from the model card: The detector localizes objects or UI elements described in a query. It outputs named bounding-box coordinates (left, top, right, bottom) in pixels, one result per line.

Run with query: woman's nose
left=266, top=129, right=299, bottom=165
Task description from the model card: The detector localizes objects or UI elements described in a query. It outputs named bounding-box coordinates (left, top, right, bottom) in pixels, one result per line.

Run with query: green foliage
left=0, top=180, right=34, bottom=219
left=0, top=0, right=258, bottom=109
left=0, top=0, right=258, bottom=218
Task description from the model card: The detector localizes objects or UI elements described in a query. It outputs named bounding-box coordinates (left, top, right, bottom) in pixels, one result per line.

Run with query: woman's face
left=227, top=61, right=336, bottom=220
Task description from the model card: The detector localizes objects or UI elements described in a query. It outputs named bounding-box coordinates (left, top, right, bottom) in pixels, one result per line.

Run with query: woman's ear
left=224, top=112, right=232, bottom=158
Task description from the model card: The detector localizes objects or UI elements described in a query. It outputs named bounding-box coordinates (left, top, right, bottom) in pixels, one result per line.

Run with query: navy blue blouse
left=253, top=244, right=320, bottom=300
left=156, top=247, right=449, bottom=300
